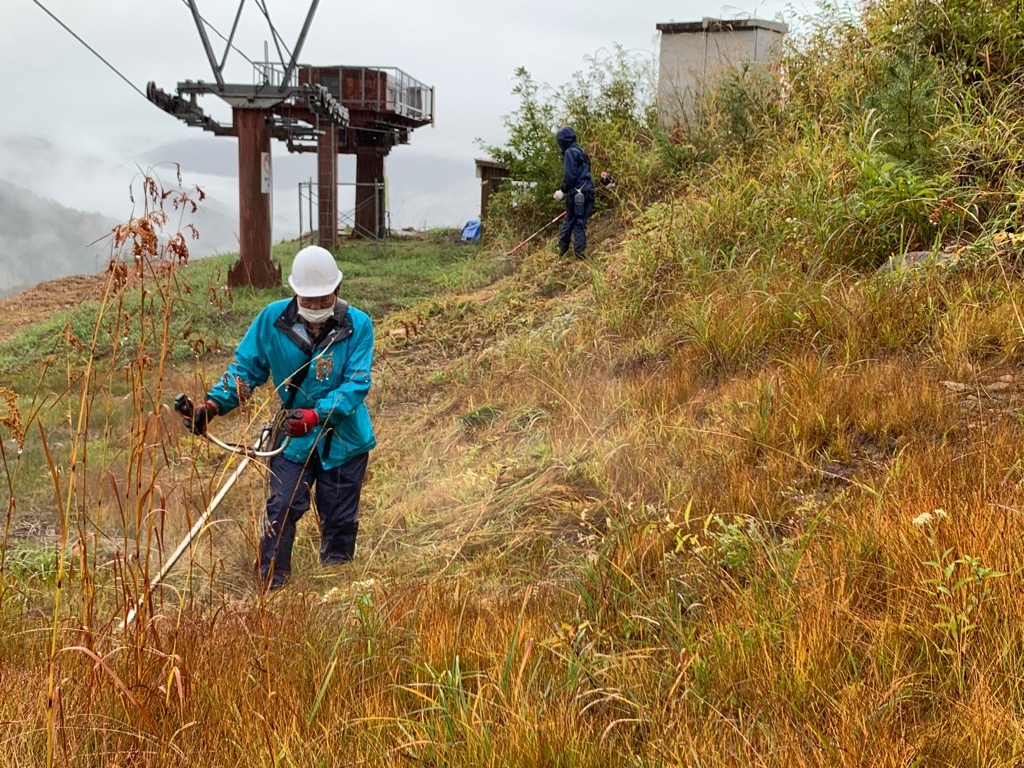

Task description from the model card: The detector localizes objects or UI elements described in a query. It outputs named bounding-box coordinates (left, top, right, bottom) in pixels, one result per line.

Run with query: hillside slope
left=0, top=272, right=108, bottom=344
left=5, top=0, right=1024, bottom=764
left=5, top=224, right=1024, bottom=765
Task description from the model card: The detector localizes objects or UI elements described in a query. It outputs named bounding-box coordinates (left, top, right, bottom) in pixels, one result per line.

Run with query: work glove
left=283, top=408, right=320, bottom=437
left=553, top=189, right=564, bottom=201
left=187, top=400, right=218, bottom=435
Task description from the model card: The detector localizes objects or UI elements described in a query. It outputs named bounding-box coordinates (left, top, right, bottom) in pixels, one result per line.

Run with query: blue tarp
left=461, top=218, right=481, bottom=244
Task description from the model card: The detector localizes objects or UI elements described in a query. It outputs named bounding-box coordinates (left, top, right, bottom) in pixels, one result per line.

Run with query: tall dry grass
left=5, top=205, right=1024, bottom=766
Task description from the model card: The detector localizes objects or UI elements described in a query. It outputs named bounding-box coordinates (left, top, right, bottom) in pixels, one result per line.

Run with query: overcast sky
left=0, top=0, right=801, bottom=250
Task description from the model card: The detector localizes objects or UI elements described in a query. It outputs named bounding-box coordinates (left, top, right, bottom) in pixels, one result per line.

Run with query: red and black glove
left=283, top=409, right=319, bottom=437
left=187, top=400, right=218, bottom=435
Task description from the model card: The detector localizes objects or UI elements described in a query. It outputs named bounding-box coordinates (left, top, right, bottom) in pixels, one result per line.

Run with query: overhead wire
left=255, top=0, right=285, bottom=65
left=177, top=0, right=256, bottom=67
left=218, top=0, right=246, bottom=72
left=37, top=0, right=313, bottom=99
left=31, top=0, right=264, bottom=101
left=30, top=0, right=148, bottom=101
left=34, top=0, right=370, bottom=143
left=253, top=0, right=293, bottom=67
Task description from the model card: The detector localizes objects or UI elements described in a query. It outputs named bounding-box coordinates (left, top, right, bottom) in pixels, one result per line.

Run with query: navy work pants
left=557, top=190, right=595, bottom=256
left=257, top=450, right=369, bottom=586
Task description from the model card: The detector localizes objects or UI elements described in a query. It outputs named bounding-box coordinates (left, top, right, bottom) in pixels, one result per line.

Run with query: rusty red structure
left=146, top=0, right=433, bottom=288
left=294, top=66, right=433, bottom=243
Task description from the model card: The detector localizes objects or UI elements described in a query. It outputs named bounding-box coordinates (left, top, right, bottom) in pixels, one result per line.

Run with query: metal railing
left=257, top=63, right=432, bottom=121
left=298, top=179, right=391, bottom=246
left=337, top=67, right=433, bottom=122
left=253, top=59, right=296, bottom=88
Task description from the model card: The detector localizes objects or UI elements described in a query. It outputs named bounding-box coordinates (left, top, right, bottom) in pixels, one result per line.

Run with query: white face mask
left=297, top=303, right=335, bottom=325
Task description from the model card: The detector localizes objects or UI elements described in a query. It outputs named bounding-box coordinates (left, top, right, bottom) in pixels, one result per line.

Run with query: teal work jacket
left=207, top=297, right=376, bottom=468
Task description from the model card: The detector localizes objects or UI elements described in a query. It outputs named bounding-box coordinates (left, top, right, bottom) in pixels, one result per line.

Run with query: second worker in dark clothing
left=554, top=125, right=595, bottom=258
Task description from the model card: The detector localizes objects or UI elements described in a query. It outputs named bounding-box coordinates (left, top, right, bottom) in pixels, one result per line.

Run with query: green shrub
left=657, top=63, right=787, bottom=171
left=480, top=47, right=661, bottom=235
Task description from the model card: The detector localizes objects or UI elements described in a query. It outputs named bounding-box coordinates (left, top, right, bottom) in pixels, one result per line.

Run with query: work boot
left=321, top=554, right=353, bottom=568
left=268, top=572, right=290, bottom=591
left=573, top=250, right=586, bottom=260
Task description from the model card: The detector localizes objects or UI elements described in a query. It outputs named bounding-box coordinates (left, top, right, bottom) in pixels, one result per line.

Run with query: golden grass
left=6, top=229, right=1024, bottom=764
left=10, top=63, right=1024, bottom=764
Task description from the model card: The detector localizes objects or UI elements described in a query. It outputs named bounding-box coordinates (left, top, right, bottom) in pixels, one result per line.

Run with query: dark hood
left=556, top=126, right=577, bottom=152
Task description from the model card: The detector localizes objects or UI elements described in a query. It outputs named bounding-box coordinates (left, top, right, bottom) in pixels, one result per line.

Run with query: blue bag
left=461, top=218, right=482, bottom=244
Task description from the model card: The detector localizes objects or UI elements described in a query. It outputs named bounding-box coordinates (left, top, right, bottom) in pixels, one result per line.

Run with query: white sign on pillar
left=261, top=152, right=272, bottom=194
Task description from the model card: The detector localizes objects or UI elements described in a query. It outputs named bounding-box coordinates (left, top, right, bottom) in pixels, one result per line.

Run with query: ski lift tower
left=290, top=66, right=434, bottom=244
left=146, top=0, right=348, bottom=288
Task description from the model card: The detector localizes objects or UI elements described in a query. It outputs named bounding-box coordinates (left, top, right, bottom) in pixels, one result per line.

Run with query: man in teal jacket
left=184, top=245, right=376, bottom=590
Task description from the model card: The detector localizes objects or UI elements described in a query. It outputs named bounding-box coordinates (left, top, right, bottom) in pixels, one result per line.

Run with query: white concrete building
left=657, top=18, right=788, bottom=128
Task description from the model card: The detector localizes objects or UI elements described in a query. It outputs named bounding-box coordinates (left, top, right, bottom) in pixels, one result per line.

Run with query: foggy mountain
left=0, top=179, right=117, bottom=297
left=0, top=173, right=245, bottom=298
left=0, top=136, right=242, bottom=276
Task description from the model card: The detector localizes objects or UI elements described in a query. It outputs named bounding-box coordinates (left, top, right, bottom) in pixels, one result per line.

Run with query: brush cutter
left=121, top=395, right=292, bottom=628
left=504, top=211, right=567, bottom=257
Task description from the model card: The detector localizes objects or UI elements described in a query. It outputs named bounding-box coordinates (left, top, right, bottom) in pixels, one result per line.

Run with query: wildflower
left=320, top=587, right=342, bottom=603
left=912, top=511, right=934, bottom=527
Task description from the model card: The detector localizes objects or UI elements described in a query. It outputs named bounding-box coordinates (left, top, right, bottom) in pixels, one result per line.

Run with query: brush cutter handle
left=122, top=421, right=271, bottom=629
left=173, top=392, right=194, bottom=418
left=122, top=398, right=293, bottom=628
left=173, top=393, right=291, bottom=458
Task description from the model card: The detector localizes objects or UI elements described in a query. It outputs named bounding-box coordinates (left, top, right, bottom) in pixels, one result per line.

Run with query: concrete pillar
left=317, top=126, right=339, bottom=249
left=354, top=150, right=386, bottom=239
left=228, top=108, right=281, bottom=288
left=656, top=18, right=788, bottom=128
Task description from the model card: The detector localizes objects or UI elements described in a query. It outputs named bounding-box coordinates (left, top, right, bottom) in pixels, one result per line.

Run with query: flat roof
left=657, top=18, right=788, bottom=35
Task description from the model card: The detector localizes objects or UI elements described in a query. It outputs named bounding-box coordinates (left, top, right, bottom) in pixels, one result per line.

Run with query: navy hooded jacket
left=556, top=126, right=594, bottom=195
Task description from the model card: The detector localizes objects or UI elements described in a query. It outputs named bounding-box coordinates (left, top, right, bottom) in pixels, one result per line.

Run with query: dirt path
left=0, top=272, right=109, bottom=344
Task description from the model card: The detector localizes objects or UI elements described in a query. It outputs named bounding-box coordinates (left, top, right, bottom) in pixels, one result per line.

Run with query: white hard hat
left=288, top=246, right=343, bottom=297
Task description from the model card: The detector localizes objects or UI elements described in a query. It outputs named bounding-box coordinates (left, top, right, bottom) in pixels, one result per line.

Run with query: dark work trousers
left=257, top=450, right=369, bottom=586
left=557, top=190, right=595, bottom=256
